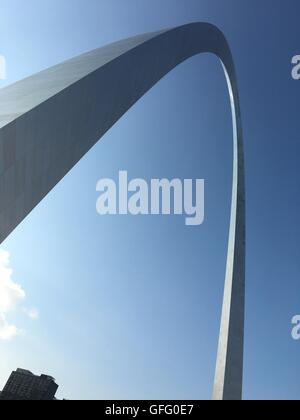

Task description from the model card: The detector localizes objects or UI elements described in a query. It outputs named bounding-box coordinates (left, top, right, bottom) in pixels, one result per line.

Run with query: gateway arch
left=0, top=23, right=245, bottom=400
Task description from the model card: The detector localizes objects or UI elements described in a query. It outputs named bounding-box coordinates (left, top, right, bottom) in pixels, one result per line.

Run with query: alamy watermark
left=291, top=315, right=300, bottom=340
left=0, top=55, right=6, bottom=80
left=96, top=171, right=205, bottom=226
left=292, top=55, right=300, bottom=80
left=291, top=56, right=300, bottom=340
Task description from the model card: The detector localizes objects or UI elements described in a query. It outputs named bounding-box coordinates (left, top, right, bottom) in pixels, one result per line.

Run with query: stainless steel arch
left=0, top=23, right=245, bottom=400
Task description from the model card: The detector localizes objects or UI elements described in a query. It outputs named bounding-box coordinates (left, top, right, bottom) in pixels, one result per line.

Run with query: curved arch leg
left=0, top=23, right=245, bottom=400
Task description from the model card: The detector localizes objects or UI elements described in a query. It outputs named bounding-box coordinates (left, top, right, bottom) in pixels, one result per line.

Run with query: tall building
left=0, top=368, right=58, bottom=400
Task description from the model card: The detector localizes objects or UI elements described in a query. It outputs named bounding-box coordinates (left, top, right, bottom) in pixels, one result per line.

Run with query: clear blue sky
left=0, top=0, right=299, bottom=400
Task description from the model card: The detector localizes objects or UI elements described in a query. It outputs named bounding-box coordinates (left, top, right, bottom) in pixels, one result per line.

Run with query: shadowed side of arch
left=0, top=23, right=245, bottom=400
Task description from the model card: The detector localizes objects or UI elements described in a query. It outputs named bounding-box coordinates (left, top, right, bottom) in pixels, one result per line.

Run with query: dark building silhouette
left=0, top=368, right=58, bottom=400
